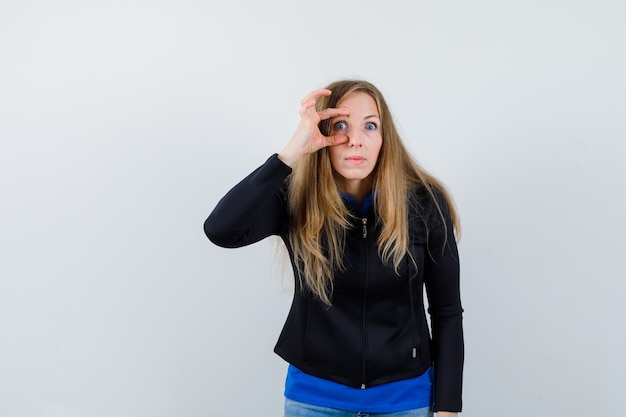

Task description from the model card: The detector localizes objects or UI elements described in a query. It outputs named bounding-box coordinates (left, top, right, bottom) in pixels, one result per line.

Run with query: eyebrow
left=332, top=114, right=380, bottom=120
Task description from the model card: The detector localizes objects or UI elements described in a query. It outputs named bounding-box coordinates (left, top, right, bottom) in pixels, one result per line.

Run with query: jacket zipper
left=361, top=217, right=368, bottom=388
left=407, top=256, right=421, bottom=360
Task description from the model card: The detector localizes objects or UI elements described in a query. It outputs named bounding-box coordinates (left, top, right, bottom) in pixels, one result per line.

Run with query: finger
left=299, top=98, right=317, bottom=112
left=318, top=108, right=349, bottom=121
left=324, top=135, right=349, bottom=147
left=300, top=88, right=332, bottom=105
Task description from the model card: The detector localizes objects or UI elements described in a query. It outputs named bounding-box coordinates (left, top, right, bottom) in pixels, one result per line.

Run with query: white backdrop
left=1, top=1, right=625, bottom=416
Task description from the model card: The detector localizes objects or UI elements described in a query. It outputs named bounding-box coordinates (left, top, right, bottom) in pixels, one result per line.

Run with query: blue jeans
left=284, top=398, right=433, bottom=417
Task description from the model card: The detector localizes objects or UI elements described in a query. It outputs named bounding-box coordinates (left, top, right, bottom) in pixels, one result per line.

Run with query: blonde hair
left=287, top=80, right=459, bottom=305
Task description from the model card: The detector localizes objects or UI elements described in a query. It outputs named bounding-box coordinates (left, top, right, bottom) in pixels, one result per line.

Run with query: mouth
left=345, top=155, right=366, bottom=165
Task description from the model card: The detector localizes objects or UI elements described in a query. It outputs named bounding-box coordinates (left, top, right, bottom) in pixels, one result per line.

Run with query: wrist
left=277, top=147, right=302, bottom=167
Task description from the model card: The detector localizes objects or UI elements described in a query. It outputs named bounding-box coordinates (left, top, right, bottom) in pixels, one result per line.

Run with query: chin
left=336, top=170, right=375, bottom=182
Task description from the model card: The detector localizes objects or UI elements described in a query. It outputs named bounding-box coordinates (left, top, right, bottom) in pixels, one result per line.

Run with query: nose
left=347, top=127, right=362, bottom=147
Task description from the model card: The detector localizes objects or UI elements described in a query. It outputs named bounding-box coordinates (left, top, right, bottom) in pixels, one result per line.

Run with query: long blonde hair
left=287, top=80, right=459, bottom=305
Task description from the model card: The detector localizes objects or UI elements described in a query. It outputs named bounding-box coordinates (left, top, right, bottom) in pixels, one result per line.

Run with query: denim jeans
left=284, top=398, right=433, bottom=417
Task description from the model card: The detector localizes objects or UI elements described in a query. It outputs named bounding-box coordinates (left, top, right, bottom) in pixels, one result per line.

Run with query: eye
left=365, top=122, right=378, bottom=131
left=333, top=121, right=347, bottom=130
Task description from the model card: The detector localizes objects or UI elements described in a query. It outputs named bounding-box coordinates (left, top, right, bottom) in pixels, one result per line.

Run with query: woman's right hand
left=278, top=88, right=349, bottom=167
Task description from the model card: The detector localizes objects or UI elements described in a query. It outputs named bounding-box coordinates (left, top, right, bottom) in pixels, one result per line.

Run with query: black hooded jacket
left=204, top=154, right=464, bottom=413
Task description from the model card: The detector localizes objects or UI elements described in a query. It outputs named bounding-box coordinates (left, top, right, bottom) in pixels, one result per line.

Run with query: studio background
left=1, top=1, right=624, bottom=416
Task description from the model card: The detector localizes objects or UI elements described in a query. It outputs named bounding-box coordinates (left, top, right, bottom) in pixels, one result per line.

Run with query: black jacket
left=204, top=154, right=464, bottom=412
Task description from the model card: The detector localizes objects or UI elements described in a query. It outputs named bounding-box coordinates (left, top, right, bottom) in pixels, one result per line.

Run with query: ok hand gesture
left=278, top=89, right=349, bottom=167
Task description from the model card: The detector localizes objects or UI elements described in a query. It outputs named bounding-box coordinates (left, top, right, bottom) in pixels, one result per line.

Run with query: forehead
left=337, top=91, right=379, bottom=116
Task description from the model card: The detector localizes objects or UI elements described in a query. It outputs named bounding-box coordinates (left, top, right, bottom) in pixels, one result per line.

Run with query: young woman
left=204, top=80, right=464, bottom=416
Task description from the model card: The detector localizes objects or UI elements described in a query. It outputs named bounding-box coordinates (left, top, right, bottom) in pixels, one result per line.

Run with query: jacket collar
left=341, top=193, right=374, bottom=217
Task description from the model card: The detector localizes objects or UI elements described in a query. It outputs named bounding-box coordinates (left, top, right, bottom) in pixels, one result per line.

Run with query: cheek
left=328, top=146, right=341, bottom=168
left=371, top=136, right=383, bottom=159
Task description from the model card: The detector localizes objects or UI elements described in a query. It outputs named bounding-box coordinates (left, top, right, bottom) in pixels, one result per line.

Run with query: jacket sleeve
left=204, top=154, right=292, bottom=248
left=423, top=190, right=464, bottom=413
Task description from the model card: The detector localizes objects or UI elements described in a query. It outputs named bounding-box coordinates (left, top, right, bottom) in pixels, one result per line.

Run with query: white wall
left=1, top=1, right=624, bottom=416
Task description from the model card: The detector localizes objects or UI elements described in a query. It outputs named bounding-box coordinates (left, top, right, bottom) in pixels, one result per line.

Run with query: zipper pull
left=362, top=218, right=367, bottom=238
left=361, top=383, right=366, bottom=389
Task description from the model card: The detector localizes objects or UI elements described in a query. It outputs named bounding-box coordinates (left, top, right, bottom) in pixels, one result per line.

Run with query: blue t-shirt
left=285, top=365, right=433, bottom=413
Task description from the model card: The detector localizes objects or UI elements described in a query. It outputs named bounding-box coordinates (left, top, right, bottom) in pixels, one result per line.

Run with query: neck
left=340, top=177, right=373, bottom=207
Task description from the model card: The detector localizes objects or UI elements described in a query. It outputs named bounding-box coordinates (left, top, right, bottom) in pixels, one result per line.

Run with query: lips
left=345, top=155, right=366, bottom=165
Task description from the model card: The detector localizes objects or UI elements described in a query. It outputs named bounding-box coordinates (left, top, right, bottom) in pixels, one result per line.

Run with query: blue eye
left=365, top=122, right=378, bottom=130
left=333, top=121, right=347, bottom=130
